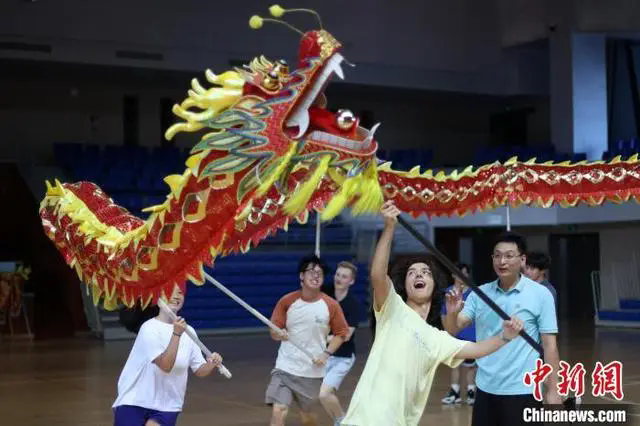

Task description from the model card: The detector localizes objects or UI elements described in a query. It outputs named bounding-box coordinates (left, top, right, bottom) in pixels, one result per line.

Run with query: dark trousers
left=472, top=388, right=544, bottom=426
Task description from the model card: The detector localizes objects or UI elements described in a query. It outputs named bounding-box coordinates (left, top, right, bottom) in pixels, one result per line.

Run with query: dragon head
left=165, top=4, right=383, bottom=222
left=246, top=16, right=378, bottom=155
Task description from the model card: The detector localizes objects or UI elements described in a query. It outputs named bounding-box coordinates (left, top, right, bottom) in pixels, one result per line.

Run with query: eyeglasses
left=407, top=268, right=432, bottom=277
left=491, top=252, right=521, bottom=262
left=304, top=268, right=323, bottom=277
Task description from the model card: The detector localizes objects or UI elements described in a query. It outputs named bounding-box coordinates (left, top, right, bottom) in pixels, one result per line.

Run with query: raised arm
left=153, top=317, right=186, bottom=373
left=442, top=287, right=473, bottom=336
left=371, top=201, right=400, bottom=311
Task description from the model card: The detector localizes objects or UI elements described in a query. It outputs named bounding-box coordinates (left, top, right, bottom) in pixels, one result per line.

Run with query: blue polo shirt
left=460, top=275, right=557, bottom=395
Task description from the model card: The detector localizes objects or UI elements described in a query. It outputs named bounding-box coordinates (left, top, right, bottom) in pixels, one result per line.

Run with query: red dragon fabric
left=39, top=5, right=640, bottom=310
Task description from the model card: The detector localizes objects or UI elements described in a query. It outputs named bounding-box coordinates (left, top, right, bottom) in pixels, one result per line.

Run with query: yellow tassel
left=321, top=175, right=362, bottom=221
left=327, top=168, right=346, bottom=186
left=319, top=160, right=384, bottom=220
left=255, top=142, right=297, bottom=197
left=357, top=180, right=384, bottom=214
left=284, top=155, right=331, bottom=215
left=352, top=161, right=384, bottom=215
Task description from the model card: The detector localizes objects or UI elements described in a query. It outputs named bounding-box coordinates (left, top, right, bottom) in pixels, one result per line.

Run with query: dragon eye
left=274, top=59, right=289, bottom=77
left=336, top=109, right=356, bottom=130
left=262, top=70, right=280, bottom=91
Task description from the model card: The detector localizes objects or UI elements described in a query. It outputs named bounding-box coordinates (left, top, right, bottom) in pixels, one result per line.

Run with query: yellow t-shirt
left=340, top=284, right=467, bottom=426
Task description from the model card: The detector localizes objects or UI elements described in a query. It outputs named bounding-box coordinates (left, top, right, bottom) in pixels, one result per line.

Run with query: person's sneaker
left=441, top=388, right=461, bottom=404
left=466, top=388, right=475, bottom=405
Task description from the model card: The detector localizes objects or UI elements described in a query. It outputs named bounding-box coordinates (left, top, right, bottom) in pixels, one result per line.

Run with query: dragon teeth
left=363, top=122, right=381, bottom=148
left=286, top=109, right=310, bottom=139
left=330, top=54, right=345, bottom=80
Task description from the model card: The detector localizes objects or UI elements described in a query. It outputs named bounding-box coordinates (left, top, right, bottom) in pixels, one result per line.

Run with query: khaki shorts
left=265, top=369, right=322, bottom=411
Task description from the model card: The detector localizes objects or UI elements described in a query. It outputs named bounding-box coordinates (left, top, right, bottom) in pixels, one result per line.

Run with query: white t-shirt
left=112, top=318, right=206, bottom=412
left=270, top=291, right=349, bottom=378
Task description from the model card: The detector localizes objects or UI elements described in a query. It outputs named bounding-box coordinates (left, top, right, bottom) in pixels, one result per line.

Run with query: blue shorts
left=113, top=405, right=179, bottom=426
left=322, top=355, right=356, bottom=390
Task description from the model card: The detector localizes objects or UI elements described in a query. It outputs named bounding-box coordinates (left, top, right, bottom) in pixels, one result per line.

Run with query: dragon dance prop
left=39, top=3, right=640, bottom=354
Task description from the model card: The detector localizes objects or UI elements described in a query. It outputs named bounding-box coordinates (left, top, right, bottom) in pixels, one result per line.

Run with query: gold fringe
left=321, top=161, right=384, bottom=221
left=284, top=155, right=332, bottom=215
left=352, top=161, right=384, bottom=214
left=321, top=175, right=362, bottom=221
left=255, top=142, right=297, bottom=196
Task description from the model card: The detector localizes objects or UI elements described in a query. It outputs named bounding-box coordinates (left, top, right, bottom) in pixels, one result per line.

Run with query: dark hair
left=492, top=231, right=527, bottom=255
left=370, top=254, right=448, bottom=337
left=456, top=262, right=470, bottom=274
left=298, top=254, right=329, bottom=276
left=526, top=251, right=551, bottom=270
left=119, top=304, right=160, bottom=334
left=452, top=262, right=471, bottom=282
left=456, top=262, right=470, bottom=272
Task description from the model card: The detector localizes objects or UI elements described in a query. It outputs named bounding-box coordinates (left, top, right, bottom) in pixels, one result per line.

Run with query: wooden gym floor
left=1, top=321, right=640, bottom=425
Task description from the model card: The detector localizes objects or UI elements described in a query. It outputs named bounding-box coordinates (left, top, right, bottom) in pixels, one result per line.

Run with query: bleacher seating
left=53, top=143, right=203, bottom=215
left=601, top=138, right=640, bottom=161
left=597, top=296, right=640, bottom=324
left=619, top=299, right=640, bottom=310
left=377, top=149, right=433, bottom=171
left=472, top=145, right=587, bottom=166
left=597, top=306, right=640, bottom=323
left=181, top=251, right=371, bottom=330
left=377, top=145, right=589, bottom=170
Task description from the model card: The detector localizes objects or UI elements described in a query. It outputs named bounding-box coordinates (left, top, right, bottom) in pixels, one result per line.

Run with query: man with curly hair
left=339, top=201, right=524, bottom=426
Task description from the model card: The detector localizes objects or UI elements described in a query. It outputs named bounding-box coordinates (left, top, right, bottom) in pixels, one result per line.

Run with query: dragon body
left=40, top=7, right=640, bottom=310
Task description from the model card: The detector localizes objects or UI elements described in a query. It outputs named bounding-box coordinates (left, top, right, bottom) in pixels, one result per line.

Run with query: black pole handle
left=396, top=215, right=544, bottom=357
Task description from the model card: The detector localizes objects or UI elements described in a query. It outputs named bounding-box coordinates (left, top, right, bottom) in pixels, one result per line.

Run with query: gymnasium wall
left=0, top=69, right=552, bottom=172
left=608, top=41, right=640, bottom=144
left=0, top=0, right=524, bottom=95
left=498, top=223, right=640, bottom=308
left=512, top=223, right=638, bottom=273
left=498, top=0, right=640, bottom=47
